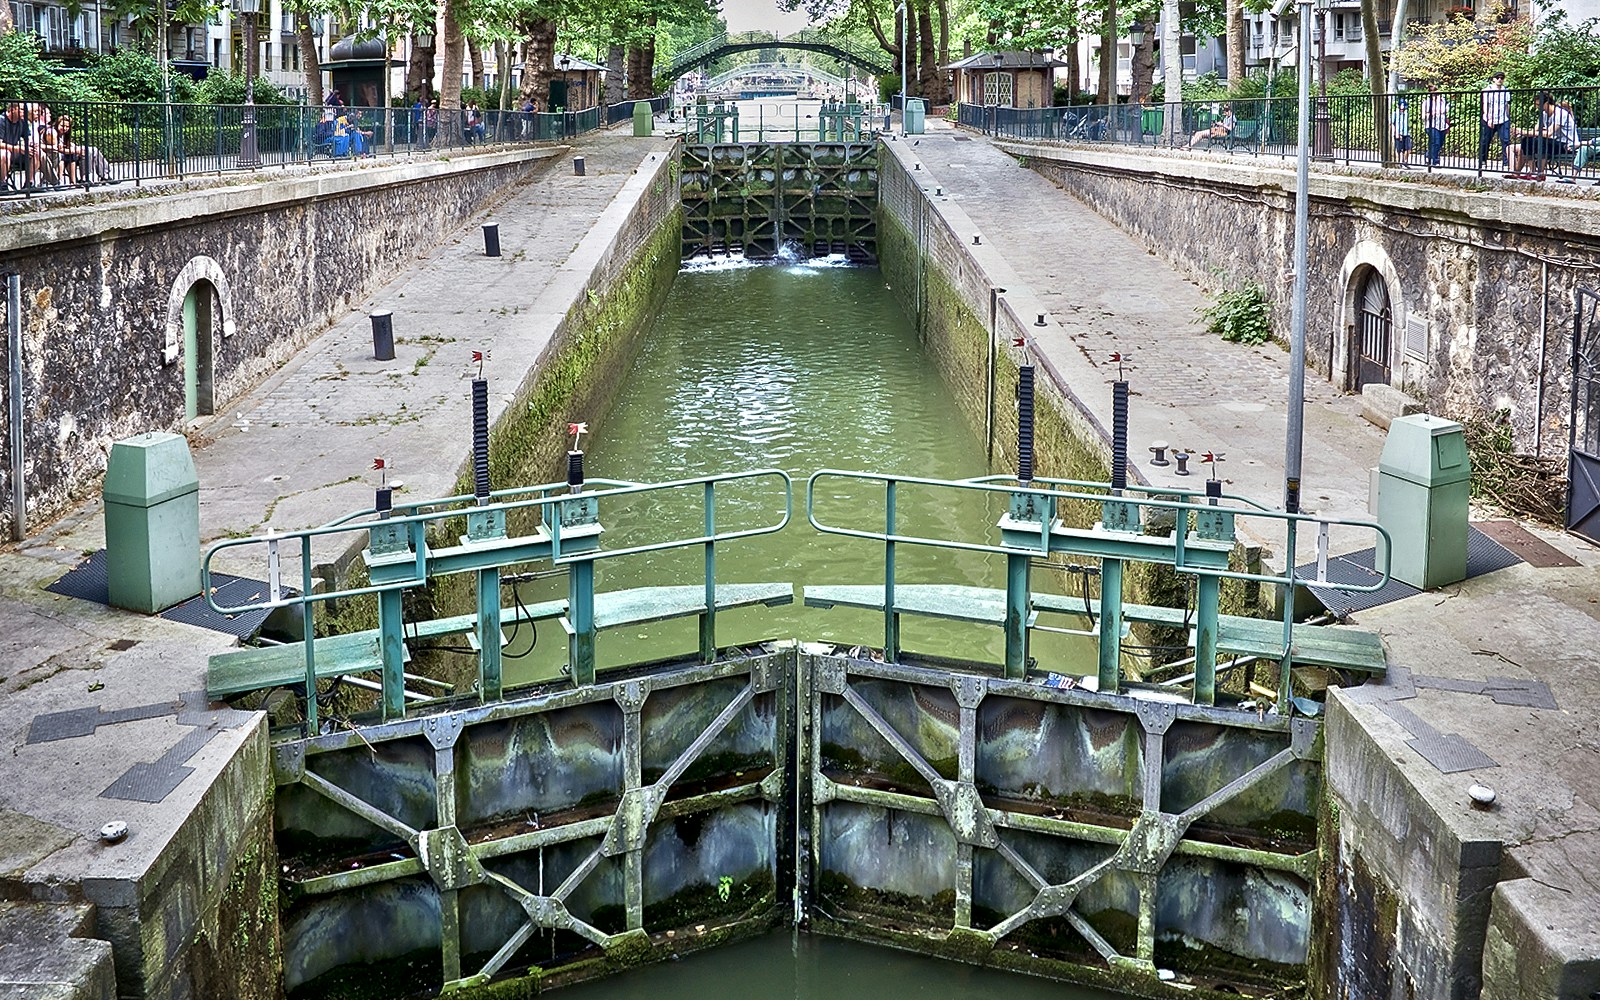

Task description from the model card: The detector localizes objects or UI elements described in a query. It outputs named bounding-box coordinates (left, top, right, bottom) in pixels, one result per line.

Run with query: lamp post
left=560, top=55, right=572, bottom=137
left=234, top=0, right=260, bottom=167
left=1312, top=0, right=1333, bottom=160
left=896, top=1, right=907, bottom=131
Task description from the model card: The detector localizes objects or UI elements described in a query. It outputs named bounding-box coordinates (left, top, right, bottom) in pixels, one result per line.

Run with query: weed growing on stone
left=1200, top=283, right=1273, bottom=346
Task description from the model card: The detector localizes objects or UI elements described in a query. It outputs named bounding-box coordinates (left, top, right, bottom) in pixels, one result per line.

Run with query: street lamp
left=560, top=55, right=572, bottom=136
left=233, top=0, right=260, bottom=167
left=1129, top=21, right=1146, bottom=47
left=1312, top=0, right=1333, bottom=160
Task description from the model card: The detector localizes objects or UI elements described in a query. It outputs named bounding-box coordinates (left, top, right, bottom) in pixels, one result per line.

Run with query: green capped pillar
left=103, top=432, right=201, bottom=613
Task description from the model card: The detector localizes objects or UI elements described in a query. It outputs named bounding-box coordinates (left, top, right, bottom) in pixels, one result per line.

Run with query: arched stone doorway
left=1352, top=266, right=1393, bottom=391
left=163, top=255, right=236, bottom=422
left=182, top=280, right=217, bottom=420
left=1335, top=241, right=1407, bottom=392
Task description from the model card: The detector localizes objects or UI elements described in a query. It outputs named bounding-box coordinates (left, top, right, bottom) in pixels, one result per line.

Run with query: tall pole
left=239, top=2, right=260, bottom=167
left=6, top=273, right=23, bottom=542
left=1286, top=0, right=1312, bottom=517
left=898, top=2, right=906, bottom=132
left=383, top=24, right=393, bottom=154
left=1312, top=0, right=1332, bottom=159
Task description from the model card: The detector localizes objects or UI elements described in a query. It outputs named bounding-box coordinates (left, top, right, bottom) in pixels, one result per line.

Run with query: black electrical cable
left=505, top=579, right=541, bottom=658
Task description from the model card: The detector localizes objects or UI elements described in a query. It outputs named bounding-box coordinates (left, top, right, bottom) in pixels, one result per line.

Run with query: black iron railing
left=605, top=94, right=673, bottom=126
left=959, top=84, right=1600, bottom=182
left=0, top=98, right=614, bottom=197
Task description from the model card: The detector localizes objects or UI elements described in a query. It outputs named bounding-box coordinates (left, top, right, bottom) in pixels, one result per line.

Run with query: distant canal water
left=506, top=257, right=1097, bottom=683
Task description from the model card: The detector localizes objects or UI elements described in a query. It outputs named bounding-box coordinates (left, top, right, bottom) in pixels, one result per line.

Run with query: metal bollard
left=1149, top=440, right=1171, bottom=467
left=573, top=155, right=585, bottom=176
left=1173, top=451, right=1192, bottom=476
left=370, top=310, right=394, bottom=361
left=483, top=223, right=501, bottom=257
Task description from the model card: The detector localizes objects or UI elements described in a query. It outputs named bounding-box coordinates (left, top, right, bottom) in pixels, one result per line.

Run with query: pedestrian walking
left=1422, top=83, right=1449, bottom=168
left=1479, top=70, right=1510, bottom=167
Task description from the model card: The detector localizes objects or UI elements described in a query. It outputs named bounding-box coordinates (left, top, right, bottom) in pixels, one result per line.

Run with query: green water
left=558, top=931, right=1122, bottom=1000
left=504, top=258, right=1093, bottom=682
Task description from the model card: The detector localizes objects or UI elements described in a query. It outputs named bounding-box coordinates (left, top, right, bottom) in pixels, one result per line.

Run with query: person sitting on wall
left=0, top=102, right=34, bottom=189
left=28, top=103, right=63, bottom=187
left=56, top=112, right=112, bottom=183
left=1507, top=91, right=1576, bottom=178
left=313, top=109, right=337, bottom=150
left=1188, top=103, right=1235, bottom=149
left=334, top=113, right=373, bottom=157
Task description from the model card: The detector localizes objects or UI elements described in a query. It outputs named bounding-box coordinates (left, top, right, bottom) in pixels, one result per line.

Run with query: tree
left=1225, top=0, right=1243, bottom=84
left=1389, top=1, right=1531, bottom=89
left=1097, top=0, right=1116, bottom=104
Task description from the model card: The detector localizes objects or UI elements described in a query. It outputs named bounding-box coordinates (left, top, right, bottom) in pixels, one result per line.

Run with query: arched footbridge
left=663, top=29, right=893, bottom=81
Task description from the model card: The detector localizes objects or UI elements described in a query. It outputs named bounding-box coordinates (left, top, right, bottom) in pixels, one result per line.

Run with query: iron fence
left=0, top=97, right=613, bottom=198
left=605, top=94, right=673, bottom=125
left=961, top=84, right=1600, bottom=183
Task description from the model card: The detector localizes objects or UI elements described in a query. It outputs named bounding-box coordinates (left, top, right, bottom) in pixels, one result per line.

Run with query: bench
left=1225, top=118, right=1261, bottom=153
left=1556, top=127, right=1600, bottom=183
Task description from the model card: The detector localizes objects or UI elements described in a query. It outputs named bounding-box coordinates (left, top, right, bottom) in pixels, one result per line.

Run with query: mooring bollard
left=483, top=223, right=501, bottom=257
left=573, top=156, right=585, bottom=176
left=370, top=310, right=395, bottom=361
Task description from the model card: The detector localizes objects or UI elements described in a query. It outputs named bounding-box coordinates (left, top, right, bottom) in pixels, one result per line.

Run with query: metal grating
left=1404, top=315, right=1429, bottom=358
left=44, top=550, right=282, bottom=639
left=1407, top=734, right=1499, bottom=774
left=1301, top=525, right=1521, bottom=615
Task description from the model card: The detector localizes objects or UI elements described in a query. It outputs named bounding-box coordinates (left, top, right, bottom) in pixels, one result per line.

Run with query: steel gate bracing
left=798, top=653, right=1321, bottom=984
left=1569, top=288, right=1600, bottom=544
left=274, top=653, right=795, bottom=994
left=1355, top=269, right=1393, bottom=390
left=679, top=143, right=878, bottom=261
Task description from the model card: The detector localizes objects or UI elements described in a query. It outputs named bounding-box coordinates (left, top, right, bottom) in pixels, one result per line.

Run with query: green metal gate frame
left=276, top=652, right=794, bottom=992
left=798, top=651, right=1319, bottom=981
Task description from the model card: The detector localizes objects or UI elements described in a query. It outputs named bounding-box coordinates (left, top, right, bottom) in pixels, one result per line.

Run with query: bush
left=0, top=32, right=93, bottom=104
left=193, top=70, right=293, bottom=106
left=1200, top=283, right=1273, bottom=346
left=878, top=73, right=900, bottom=102
left=84, top=48, right=195, bottom=103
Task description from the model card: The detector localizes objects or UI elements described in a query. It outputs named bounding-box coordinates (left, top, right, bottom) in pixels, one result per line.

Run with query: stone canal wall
left=877, top=142, right=1114, bottom=487
left=999, top=142, right=1600, bottom=459
left=0, top=148, right=559, bottom=533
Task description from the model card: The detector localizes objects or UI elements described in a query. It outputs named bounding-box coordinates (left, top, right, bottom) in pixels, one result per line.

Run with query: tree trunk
left=1066, top=37, right=1080, bottom=103
left=641, top=18, right=656, bottom=97
left=439, top=0, right=464, bottom=135
left=516, top=18, right=555, bottom=110
left=626, top=44, right=647, bottom=99
left=297, top=12, right=323, bottom=105
left=495, top=40, right=511, bottom=120
left=1362, top=0, right=1390, bottom=163
left=1226, top=0, right=1244, bottom=86
left=936, top=0, right=950, bottom=103
left=1162, top=0, right=1182, bottom=142
left=605, top=45, right=625, bottom=104
left=1098, top=0, right=1117, bottom=104
left=918, top=4, right=937, bottom=103
left=0, top=3, right=12, bottom=35
left=468, top=37, right=484, bottom=90
left=1387, top=0, right=1408, bottom=92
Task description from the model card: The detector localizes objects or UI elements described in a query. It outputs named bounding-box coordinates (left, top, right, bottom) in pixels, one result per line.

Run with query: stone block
left=1481, top=877, right=1600, bottom=1000
left=0, top=901, right=117, bottom=1000
left=1361, top=383, right=1424, bottom=432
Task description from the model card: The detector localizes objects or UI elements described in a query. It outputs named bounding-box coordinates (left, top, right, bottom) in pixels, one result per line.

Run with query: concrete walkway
left=895, top=118, right=1384, bottom=563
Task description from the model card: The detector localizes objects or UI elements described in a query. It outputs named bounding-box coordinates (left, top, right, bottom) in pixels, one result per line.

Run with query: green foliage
left=84, top=48, right=196, bottom=102
left=0, top=32, right=88, bottom=103
left=1200, top=283, right=1273, bottom=346
left=1501, top=9, right=1600, bottom=88
left=1390, top=1, right=1533, bottom=89
left=878, top=72, right=900, bottom=102
left=193, top=71, right=293, bottom=105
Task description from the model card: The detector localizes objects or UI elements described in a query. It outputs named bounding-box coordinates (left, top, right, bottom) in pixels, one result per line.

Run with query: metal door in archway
left=1353, top=269, right=1392, bottom=390
left=1569, top=288, right=1600, bottom=544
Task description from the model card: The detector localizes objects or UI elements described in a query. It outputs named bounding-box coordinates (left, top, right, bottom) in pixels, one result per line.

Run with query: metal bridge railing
left=203, top=469, right=792, bottom=734
left=807, top=469, right=1393, bottom=711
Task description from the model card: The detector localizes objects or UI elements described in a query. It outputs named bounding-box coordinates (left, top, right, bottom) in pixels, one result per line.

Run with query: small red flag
left=1012, top=337, right=1026, bottom=348
left=471, top=350, right=484, bottom=362
left=372, top=458, right=386, bottom=470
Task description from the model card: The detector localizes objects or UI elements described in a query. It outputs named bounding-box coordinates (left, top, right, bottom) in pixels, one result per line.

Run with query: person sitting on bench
left=0, top=102, right=36, bottom=189
left=1189, top=104, right=1236, bottom=149
left=1508, top=92, right=1576, bottom=177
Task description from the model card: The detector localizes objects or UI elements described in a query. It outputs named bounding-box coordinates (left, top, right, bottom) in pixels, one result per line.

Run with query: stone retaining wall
left=1001, top=143, right=1600, bottom=460
left=0, top=149, right=557, bottom=533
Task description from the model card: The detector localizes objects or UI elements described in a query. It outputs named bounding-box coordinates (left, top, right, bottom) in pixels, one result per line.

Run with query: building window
left=982, top=71, right=1013, bottom=107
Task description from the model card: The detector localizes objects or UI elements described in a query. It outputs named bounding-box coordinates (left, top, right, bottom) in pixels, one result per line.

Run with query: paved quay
left=0, top=125, right=673, bottom=998
left=894, top=118, right=1384, bottom=565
